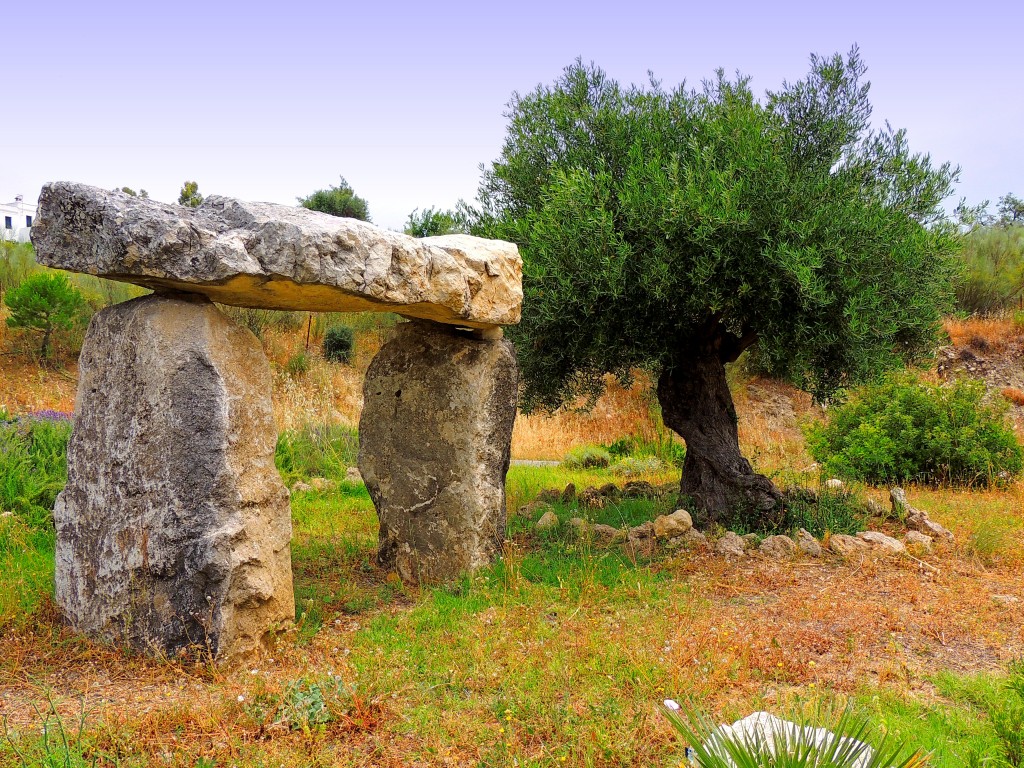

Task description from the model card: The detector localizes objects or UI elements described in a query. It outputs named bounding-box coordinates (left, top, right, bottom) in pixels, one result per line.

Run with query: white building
left=1, top=194, right=37, bottom=243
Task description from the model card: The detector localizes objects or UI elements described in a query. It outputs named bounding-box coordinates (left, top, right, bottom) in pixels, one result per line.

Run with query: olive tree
left=477, top=49, right=961, bottom=527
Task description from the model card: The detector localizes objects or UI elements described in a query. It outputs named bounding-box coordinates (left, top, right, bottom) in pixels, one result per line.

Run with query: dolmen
left=32, top=182, right=522, bottom=659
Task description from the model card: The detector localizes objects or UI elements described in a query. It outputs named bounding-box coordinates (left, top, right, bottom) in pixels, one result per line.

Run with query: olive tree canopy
left=477, top=48, right=961, bottom=527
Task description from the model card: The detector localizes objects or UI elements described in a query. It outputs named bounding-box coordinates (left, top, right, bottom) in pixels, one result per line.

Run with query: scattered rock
left=517, top=501, right=554, bottom=519
left=535, top=511, right=559, bottom=532
left=628, top=521, right=656, bottom=540
left=796, top=529, right=822, bottom=557
left=54, top=295, right=294, bottom=659
left=992, top=594, right=1021, bottom=605
left=903, top=530, right=933, bottom=553
left=825, top=478, right=845, bottom=490
left=622, top=480, right=657, bottom=499
left=568, top=517, right=588, bottom=535
left=621, top=533, right=658, bottom=560
left=359, top=321, right=519, bottom=584
left=864, top=498, right=886, bottom=517
left=590, top=523, right=626, bottom=544
left=597, top=483, right=621, bottom=500
left=828, top=533, right=869, bottom=558
left=560, top=483, right=577, bottom=504
left=653, top=509, right=693, bottom=540
left=33, top=182, right=523, bottom=329
left=309, top=477, right=337, bottom=492
left=857, top=531, right=906, bottom=554
left=537, top=489, right=561, bottom=504
left=742, top=533, right=760, bottom=548
left=577, top=486, right=605, bottom=509
left=679, top=528, right=710, bottom=551
left=345, top=467, right=362, bottom=483
left=656, top=482, right=680, bottom=499
left=291, top=481, right=313, bottom=494
left=716, top=531, right=747, bottom=557
left=759, top=535, right=798, bottom=559
left=891, top=487, right=954, bottom=541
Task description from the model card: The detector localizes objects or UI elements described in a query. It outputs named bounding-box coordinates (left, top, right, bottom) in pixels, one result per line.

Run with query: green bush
left=561, top=444, right=612, bottom=469
left=0, top=415, right=72, bottom=528
left=782, top=486, right=866, bottom=538
left=807, top=373, right=1023, bottom=488
left=955, top=225, right=1024, bottom=314
left=285, top=351, right=310, bottom=376
left=0, top=240, right=38, bottom=296
left=4, top=272, right=86, bottom=356
left=323, top=324, right=355, bottom=363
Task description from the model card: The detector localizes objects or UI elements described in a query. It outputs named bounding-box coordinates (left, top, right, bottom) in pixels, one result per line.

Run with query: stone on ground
left=759, top=535, right=798, bottom=559
left=890, top=487, right=954, bottom=541
left=33, top=182, right=522, bottom=329
left=904, top=530, right=934, bottom=553
left=828, top=533, right=870, bottom=557
left=858, top=531, right=906, bottom=554
left=535, top=510, right=559, bottom=532
left=359, top=321, right=518, bottom=584
left=797, top=528, right=822, bottom=557
left=54, top=294, right=294, bottom=659
left=309, top=477, right=337, bottom=492
left=345, top=467, right=362, bottom=483
left=653, top=509, right=693, bottom=540
left=716, top=531, right=747, bottom=557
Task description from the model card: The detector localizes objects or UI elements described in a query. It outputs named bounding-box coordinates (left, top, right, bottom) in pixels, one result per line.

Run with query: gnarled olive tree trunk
left=657, top=344, right=782, bottom=529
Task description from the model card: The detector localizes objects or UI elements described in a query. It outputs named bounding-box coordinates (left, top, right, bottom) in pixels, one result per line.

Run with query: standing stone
left=55, top=294, right=294, bottom=659
left=359, top=321, right=518, bottom=584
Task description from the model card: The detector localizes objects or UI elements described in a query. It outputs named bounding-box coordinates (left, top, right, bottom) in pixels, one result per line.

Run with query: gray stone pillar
left=359, top=321, right=518, bottom=584
left=55, top=294, right=294, bottom=659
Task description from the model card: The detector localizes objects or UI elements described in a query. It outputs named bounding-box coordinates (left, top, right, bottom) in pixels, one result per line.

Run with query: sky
left=3, top=0, right=1022, bottom=230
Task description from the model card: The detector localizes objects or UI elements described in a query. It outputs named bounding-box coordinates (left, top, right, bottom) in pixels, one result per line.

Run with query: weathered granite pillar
left=55, top=294, right=294, bottom=659
left=359, top=321, right=519, bottom=584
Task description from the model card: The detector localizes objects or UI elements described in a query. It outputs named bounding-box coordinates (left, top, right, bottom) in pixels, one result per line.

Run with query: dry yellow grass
left=943, top=314, right=1024, bottom=353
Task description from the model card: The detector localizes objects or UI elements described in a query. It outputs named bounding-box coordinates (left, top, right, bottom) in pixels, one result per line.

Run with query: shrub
left=323, top=324, right=355, bottom=363
left=0, top=240, right=38, bottom=296
left=0, top=415, right=71, bottom=528
left=807, top=373, right=1023, bottom=488
left=561, top=445, right=612, bottom=469
left=3, top=272, right=86, bottom=356
left=782, top=485, right=866, bottom=538
left=955, top=225, right=1024, bottom=314
left=662, top=700, right=927, bottom=767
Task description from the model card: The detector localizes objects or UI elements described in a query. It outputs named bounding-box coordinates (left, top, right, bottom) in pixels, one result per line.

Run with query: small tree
left=120, top=187, right=149, bottom=198
left=4, top=272, right=86, bottom=357
left=299, top=177, right=370, bottom=221
left=997, top=193, right=1024, bottom=226
left=404, top=204, right=472, bottom=237
left=478, top=49, right=961, bottom=528
left=178, top=181, right=203, bottom=208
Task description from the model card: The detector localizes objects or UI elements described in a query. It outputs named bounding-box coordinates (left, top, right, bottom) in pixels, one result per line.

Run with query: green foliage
left=780, top=486, right=866, bottom=538
left=275, top=422, right=359, bottom=484
left=477, top=49, right=960, bottom=411
left=178, top=180, right=203, bottom=207
left=217, top=306, right=304, bottom=338
left=0, top=417, right=72, bottom=528
left=807, top=373, right=1023, bottom=488
left=276, top=676, right=352, bottom=733
left=284, top=351, right=310, bottom=376
left=0, top=240, right=37, bottom=296
left=997, top=193, right=1024, bottom=226
left=323, top=324, right=355, bottom=363
left=990, top=659, right=1024, bottom=767
left=404, top=204, right=471, bottom=237
left=954, top=225, right=1024, bottom=314
left=663, top=701, right=928, bottom=767
left=4, top=272, right=86, bottom=356
left=299, top=176, right=370, bottom=221
left=561, top=444, right=612, bottom=469
left=2, top=693, right=106, bottom=767
left=119, top=186, right=148, bottom=198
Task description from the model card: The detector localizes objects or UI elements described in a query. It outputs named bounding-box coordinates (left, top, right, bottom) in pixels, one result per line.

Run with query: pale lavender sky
left=3, top=0, right=1021, bottom=229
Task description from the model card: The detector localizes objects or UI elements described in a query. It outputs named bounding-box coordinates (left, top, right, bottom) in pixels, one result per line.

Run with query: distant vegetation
left=299, top=176, right=370, bottom=221
left=404, top=205, right=471, bottom=237
left=807, top=372, right=1023, bottom=488
left=955, top=225, right=1024, bottom=315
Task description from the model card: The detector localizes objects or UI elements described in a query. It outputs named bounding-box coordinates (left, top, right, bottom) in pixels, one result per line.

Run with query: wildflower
left=237, top=695, right=245, bottom=702
left=664, top=699, right=681, bottom=711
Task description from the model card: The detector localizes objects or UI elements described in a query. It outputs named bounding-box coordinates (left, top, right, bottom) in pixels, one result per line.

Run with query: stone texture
left=33, top=182, right=522, bottom=329
left=560, top=484, right=577, bottom=504
left=309, top=477, right=337, bottom=492
left=797, top=528, right=822, bottom=557
left=858, top=531, right=906, bottom=554
left=55, top=295, right=293, bottom=659
left=359, top=321, right=518, bottom=584
left=759, top=535, right=798, bottom=559
left=590, top=524, right=626, bottom=544
left=535, top=511, right=559, bottom=532
left=653, top=509, right=693, bottom=540
left=345, top=467, right=362, bottom=483
left=517, top=500, right=553, bottom=519
left=678, top=528, right=710, bottom=551
left=904, top=530, right=934, bottom=553
left=577, top=487, right=605, bottom=509
left=829, top=533, right=870, bottom=558
left=716, top=531, right=747, bottom=557
left=291, top=481, right=313, bottom=494
left=891, top=487, right=954, bottom=541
